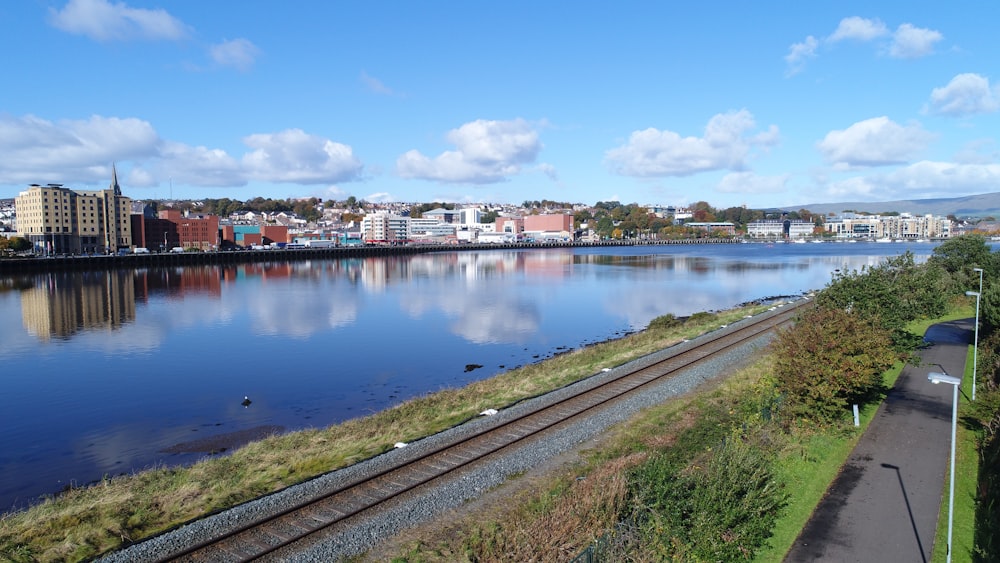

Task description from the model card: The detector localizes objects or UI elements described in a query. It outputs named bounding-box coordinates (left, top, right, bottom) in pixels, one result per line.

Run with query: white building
left=361, top=211, right=411, bottom=243
left=746, top=220, right=815, bottom=239
left=824, top=213, right=951, bottom=239
left=410, top=217, right=456, bottom=237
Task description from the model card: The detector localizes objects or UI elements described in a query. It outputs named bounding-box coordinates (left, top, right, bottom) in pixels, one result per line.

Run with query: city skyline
left=1, top=2, right=998, bottom=209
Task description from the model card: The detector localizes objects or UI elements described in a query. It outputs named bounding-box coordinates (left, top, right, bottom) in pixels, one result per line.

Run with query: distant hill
left=780, top=192, right=1000, bottom=219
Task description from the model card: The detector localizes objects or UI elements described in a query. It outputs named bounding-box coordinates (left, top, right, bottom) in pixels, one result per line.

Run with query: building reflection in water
left=20, top=271, right=136, bottom=341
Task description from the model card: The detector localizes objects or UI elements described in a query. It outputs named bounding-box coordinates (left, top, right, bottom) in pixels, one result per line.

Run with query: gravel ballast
left=100, top=302, right=797, bottom=562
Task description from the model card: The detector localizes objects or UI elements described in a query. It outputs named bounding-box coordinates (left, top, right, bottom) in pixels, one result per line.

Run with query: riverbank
left=0, top=238, right=739, bottom=274
left=0, top=300, right=775, bottom=562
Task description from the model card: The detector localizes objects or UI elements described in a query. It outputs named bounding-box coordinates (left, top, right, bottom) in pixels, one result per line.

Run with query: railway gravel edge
left=100, top=299, right=807, bottom=562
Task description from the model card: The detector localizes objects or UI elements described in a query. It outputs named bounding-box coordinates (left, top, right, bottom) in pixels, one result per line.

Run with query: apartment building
left=15, top=167, right=132, bottom=255
left=361, top=211, right=411, bottom=243
left=824, top=213, right=951, bottom=239
left=746, top=220, right=815, bottom=239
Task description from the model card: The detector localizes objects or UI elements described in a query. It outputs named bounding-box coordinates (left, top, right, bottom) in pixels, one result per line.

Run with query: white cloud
left=0, top=113, right=367, bottom=190
left=784, top=36, right=818, bottom=76
left=883, top=160, right=1000, bottom=194
left=604, top=110, right=779, bottom=177
left=48, top=0, right=189, bottom=42
left=927, top=73, right=1000, bottom=116
left=0, top=114, right=159, bottom=184
left=829, top=16, right=888, bottom=42
left=364, top=192, right=395, bottom=203
left=242, top=129, right=363, bottom=184
left=817, top=116, right=933, bottom=168
left=717, top=172, right=789, bottom=195
left=825, top=176, right=878, bottom=199
left=954, top=139, right=999, bottom=165
left=889, top=23, right=943, bottom=59
left=536, top=163, right=559, bottom=182
left=824, top=160, right=1000, bottom=202
left=210, top=39, right=260, bottom=71
left=396, top=119, right=542, bottom=184
left=787, top=17, right=942, bottom=76
left=159, top=141, right=244, bottom=187
left=361, top=71, right=396, bottom=96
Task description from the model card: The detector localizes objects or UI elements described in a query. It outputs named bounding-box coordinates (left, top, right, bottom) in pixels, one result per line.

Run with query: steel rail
left=154, top=300, right=807, bottom=562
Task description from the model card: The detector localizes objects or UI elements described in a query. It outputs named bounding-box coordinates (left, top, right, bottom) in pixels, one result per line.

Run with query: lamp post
left=966, top=290, right=981, bottom=401
left=929, top=371, right=961, bottom=563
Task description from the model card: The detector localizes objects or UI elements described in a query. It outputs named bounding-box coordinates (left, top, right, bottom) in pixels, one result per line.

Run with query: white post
left=966, top=289, right=981, bottom=402
left=853, top=404, right=859, bottom=427
left=973, top=294, right=980, bottom=402
left=947, top=380, right=957, bottom=563
left=929, top=371, right=960, bottom=563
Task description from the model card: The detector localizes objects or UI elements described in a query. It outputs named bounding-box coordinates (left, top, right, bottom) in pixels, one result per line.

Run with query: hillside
left=782, top=192, right=1000, bottom=219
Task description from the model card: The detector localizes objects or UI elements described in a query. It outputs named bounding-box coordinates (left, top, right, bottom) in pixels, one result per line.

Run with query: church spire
left=110, top=163, right=121, bottom=195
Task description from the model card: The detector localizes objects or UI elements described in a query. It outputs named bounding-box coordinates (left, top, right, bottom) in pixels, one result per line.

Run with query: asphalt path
left=784, top=318, right=973, bottom=563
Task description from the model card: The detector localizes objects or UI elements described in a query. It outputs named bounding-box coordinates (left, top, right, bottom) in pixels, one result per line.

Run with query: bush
left=648, top=313, right=681, bottom=330
left=632, top=431, right=786, bottom=560
left=687, top=311, right=717, bottom=325
left=771, top=306, right=897, bottom=423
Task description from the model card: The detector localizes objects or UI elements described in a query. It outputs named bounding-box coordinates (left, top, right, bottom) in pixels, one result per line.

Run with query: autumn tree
left=772, top=306, right=898, bottom=423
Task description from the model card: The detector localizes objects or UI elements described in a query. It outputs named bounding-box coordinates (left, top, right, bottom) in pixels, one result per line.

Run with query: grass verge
left=930, top=343, right=980, bottom=563
left=0, top=303, right=778, bottom=562
left=757, top=307, right=974, bottom=562
left=376, top=306, right=977, bottom=562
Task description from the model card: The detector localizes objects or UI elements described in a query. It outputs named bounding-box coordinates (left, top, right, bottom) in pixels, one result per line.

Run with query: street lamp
left=929, top=371, right=961, bottom=563
left=966, top=290, right=981, bottom=401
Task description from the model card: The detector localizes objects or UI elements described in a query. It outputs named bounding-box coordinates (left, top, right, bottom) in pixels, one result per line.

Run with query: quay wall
left=0, top=239, right=738, bottom=275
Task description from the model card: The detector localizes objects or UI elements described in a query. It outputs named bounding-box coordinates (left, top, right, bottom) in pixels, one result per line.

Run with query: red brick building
left=131, top=206, right=220, bottom=251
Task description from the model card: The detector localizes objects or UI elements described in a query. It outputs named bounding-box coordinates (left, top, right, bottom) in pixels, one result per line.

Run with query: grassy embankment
left=0, top=302, right=778, bottom=562
left=381, top=306, right=977, bottom=562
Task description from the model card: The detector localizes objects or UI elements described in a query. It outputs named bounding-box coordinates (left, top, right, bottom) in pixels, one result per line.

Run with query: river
left=0, top=241, right=944, bottom=511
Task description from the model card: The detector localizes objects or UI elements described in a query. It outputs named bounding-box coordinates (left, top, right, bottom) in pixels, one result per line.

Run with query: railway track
left=147, top=298, right=808, bottom=562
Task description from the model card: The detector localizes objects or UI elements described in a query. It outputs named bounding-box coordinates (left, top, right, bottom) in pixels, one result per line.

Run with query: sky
left=1, top=1, right=999, bottom=210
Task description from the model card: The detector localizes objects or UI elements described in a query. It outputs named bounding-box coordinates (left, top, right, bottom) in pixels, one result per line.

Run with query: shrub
left=771, top=306, right=897, bottom=423
left=631, top=431, right=786, bottom=561
left=687, top=311, right=717, bottom=325
left=648, top=313, right=681, bottom=330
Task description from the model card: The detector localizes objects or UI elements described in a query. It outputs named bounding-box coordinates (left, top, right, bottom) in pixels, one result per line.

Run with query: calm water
left=0, top=242, right=941, bottom=510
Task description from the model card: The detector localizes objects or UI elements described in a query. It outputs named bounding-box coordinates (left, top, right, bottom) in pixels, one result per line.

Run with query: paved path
left=784, top=319, right=972, bottom=563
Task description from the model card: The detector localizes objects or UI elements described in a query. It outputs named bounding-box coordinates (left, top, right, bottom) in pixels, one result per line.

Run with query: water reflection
left=0, top=243, right=951, bottom=511
left=7, top=249, right=924, bottom=345
left=20, top=271, right=136, bottom=341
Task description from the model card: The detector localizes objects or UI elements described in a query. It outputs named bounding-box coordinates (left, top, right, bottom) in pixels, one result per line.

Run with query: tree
left=8, top=237, right=31, bottom=252
left=815, top=252, right=948, bottom=350
left=928, top=234, right=992, bottom=276
left=772, top=306, right=898, bottom=422
left=981, top=282, right=1000, bottom=334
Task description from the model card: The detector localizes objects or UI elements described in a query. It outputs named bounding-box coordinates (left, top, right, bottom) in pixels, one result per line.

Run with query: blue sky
left=1, top=1, right=998, bottom=209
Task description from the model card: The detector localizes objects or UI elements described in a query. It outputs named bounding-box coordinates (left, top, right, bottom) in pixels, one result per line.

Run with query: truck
left=304, top=239, right=337, bottom=248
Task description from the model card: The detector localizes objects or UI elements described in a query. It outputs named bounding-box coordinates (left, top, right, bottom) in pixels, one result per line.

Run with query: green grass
left=755, top=305, right=975, bottom=562
left=0, top=302, right=777, bottom=563
left=753, top=363, right=902, bottom=562
left=930, top=343, right=980, bottom=563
